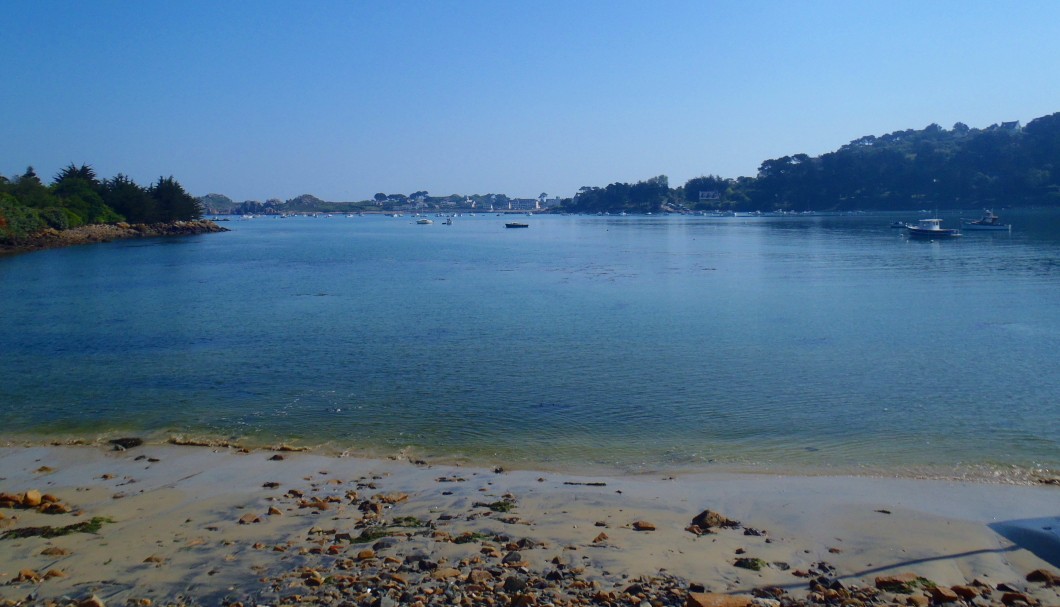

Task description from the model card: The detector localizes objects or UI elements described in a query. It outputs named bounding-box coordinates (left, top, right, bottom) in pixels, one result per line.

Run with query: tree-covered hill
left=563, top=111, right=1060, bottom=214
left=0, top=165, right=202, bottom=244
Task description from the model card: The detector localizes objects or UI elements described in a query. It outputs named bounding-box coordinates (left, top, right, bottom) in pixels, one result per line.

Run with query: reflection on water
left=1, top=210, right=1058, bottom=478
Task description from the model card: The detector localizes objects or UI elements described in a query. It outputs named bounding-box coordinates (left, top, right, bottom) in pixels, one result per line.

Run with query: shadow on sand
left=989, top=516, right=1060, bottom=568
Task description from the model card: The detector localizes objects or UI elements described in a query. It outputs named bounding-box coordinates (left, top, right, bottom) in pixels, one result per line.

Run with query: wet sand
left=1, top=444, right=1057, bottom=606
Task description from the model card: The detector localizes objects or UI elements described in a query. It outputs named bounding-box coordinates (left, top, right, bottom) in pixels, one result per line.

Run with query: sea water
left=2, top=210, right=1058, bottom=478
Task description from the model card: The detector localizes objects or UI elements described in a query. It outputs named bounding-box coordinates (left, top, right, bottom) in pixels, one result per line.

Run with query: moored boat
left=505, top=222, right=529, bottom=229
left=416, top=218, right=433, bottom=225
left=906, top=218, right=961, bottom=239
left=962, top=210, right=1011, bottom=231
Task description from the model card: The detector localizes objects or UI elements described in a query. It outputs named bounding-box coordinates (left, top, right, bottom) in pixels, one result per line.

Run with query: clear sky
left=3, top=1, right=1059, bottom=202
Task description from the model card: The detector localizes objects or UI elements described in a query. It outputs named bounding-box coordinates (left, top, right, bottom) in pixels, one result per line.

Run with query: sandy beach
left=1, top=443, right=1057, bottom=607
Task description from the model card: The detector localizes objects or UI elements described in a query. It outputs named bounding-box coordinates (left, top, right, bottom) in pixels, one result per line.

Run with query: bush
left=0, top=195, right=47, bottom=243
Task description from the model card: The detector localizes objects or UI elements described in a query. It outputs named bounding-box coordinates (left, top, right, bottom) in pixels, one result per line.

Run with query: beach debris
left=476, top=499, right=515, bottom=513
left=563, top=481, right=607, bottom=486
left=875, top=572, right=934, bottom=593
left=733, top=557, right=767, bottom=571
left=269, top=454, right=285, bottom=461
left=35, top=465, right=55, bottom=474
left=632, top=520, right=656, bottom=531
left=2, top=516, right=112, bottom=539
left=109, top=437, right=144, bottom=450
left=592, top=532, right=608, bottom=543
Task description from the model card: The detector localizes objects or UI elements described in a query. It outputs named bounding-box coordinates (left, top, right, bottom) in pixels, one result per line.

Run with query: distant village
left=198, top=192, right=568, bottom=216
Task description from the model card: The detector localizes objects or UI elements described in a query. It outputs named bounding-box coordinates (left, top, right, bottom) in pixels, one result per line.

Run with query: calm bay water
left=2, top=210, right=1058, bottom=478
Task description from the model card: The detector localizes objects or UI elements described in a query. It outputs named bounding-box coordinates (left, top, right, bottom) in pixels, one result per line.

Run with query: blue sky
left=3, top=1, right=1059, bottom=202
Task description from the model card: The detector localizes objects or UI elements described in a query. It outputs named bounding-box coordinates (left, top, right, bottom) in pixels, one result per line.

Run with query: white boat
left=416, top=218, right=433, bottom=225
left=906, top=218, right=961, bottom=239
left=962, top=210, right=1011, bottom=231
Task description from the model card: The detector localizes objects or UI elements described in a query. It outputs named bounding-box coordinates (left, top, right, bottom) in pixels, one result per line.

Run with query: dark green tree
left=149, top=176, right=202, bottom=221
left=104, top=174, right=158, bottom=223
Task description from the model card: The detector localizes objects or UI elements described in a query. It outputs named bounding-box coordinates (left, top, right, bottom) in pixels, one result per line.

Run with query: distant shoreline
left=0, top=219, right=229, bottom=256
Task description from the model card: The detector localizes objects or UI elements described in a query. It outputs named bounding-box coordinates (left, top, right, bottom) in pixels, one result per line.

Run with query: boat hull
left=907, top=227, right=961, bottom=239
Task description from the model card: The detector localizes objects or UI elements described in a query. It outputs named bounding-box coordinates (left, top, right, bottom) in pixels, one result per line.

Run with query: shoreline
left=1, top=444, right=1057, bottom=606
left=5, top=433, right=1058, bottom=488
left=0, top=220, right=229, bottom=256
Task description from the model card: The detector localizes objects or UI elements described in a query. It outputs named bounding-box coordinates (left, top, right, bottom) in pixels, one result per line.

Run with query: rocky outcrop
left=0, top=220, right=229, bottom=255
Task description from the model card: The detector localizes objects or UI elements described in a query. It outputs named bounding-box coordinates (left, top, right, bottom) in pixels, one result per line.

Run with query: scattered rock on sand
left=41, top=546, right=71, bottom=556
left=686, top=591, right=753, bottom=607
left=109, top=437, right=144, bottom=450
left=632, top=520, right=656, bottom=531
left=1026, top=568, right=1060, bottom=586
left=875, top=572, right=924, bottom=593
left=691, top=509, right=740, bottom=530
left=22, top=489, right=43, bottom=507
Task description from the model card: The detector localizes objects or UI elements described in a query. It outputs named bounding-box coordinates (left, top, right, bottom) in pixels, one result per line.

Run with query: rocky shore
left=0, top=445, right=1057, bottom=607
left=0, top=221, right=229, bottom=255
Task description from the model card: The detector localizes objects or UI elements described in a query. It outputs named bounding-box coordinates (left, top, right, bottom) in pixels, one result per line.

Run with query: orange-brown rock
left=238, top=513, right=262, bottom=524
left=928, top=586, right=959, bottom=603
left=951, top=585, right=979, bottom=599
left=40, top=546, right=71, bottom=556
left=875, top=572, right=920, bottom=590
left=1026, top=568, right=1060, bottom=586
left=691, top=509, right=740, bottom=530
left=905, top=595, right=929, bottom=607
left=592, top=532, right=608, bottom=543
left=632, top=520, right=656, bottom=531
left=16, top=569, right=42, bottom=583
left=1000, top=591, right=1035, bottom=605
left=685, top=592, right=752, bottom=607
left=21, top=490, right=43, bottom=508
left=431, top=567, right=462, bottom=580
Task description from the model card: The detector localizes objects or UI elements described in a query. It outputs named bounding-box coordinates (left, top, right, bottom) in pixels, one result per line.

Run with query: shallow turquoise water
left=2, top=211, right=1058, bottom=476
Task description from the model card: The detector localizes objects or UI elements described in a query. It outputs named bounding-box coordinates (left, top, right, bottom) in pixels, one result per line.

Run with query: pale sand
left=1, top=444, right=1057, bottom=605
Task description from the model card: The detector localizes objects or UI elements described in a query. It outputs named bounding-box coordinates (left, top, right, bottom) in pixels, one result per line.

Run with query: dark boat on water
left=962, top=210, right=1011, bottom=231
left=505, top=222, right=529, bottom=228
